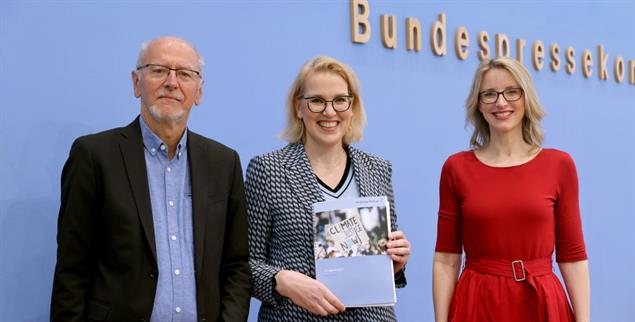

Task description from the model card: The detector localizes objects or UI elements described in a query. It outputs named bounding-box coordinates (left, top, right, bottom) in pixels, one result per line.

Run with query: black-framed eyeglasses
left=136, top=64, right=202, bottom=83
left=301, top=95, right=354, bottom=113
left=478, top=87, right=524, bottom=104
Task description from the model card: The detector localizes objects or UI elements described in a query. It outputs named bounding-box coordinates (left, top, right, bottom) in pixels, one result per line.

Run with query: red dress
left=435, top=149, right=587, bottom=322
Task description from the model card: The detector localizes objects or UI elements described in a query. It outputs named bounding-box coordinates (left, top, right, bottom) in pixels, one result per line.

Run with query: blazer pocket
left=86, top=299, right=110, bottom=321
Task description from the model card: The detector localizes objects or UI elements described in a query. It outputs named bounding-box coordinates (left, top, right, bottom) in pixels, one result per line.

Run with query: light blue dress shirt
left=140, top=117, right=197, bottom=322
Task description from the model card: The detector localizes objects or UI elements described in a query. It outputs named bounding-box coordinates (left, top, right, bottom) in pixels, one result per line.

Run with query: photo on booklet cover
left=314, top=202, right=390, bottom=260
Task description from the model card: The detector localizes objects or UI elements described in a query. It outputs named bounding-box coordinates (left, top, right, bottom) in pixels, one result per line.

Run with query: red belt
left=465, top=256, right=553, bottom=281
left=464, top=257, right=554, bottom=322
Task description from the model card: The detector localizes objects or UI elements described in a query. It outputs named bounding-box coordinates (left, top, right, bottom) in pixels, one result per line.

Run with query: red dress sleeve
left=435, top=156, right=463, bottom=254
left=554, top=152, right=588, bottom=262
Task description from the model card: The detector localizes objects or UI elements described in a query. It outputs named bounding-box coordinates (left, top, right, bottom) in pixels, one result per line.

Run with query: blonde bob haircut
left=466, top=56, right=545, bottom=150
left=280, top=56, right=366, bottom=144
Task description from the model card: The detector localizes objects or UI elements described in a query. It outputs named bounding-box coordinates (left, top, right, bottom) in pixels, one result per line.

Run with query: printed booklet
left=312, top=196, right=396, bottom=307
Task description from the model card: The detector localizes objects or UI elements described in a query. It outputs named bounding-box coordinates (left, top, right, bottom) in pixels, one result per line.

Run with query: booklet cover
left=312, top=196, right=396, bottom=307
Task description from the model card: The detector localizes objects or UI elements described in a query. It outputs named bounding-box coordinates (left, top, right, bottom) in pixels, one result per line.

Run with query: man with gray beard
left=51, top=36, right=251, bottom=322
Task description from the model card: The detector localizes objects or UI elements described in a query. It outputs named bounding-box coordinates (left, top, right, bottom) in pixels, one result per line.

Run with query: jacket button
left=149, top=272, right=157, bottom=279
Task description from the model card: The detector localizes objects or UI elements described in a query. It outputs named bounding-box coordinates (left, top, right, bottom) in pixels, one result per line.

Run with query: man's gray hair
left=135, top=36, right=205, bottom=75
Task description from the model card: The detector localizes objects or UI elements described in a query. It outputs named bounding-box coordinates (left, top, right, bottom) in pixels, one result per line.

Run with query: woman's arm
left=245, top=157, right=285, bottom=306
left=246, top=156, right=345, bottom=315
left=559, top=260, right=590, bottom=322
left=433, top=252, right=462, bottom=322
left=554, top=154, right=590, bottom=322
left=382, top=158, right=409, bottom=287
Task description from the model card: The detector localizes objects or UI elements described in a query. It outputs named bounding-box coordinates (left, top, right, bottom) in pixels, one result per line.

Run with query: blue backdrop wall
left=1, top=1, right=634, bottom=321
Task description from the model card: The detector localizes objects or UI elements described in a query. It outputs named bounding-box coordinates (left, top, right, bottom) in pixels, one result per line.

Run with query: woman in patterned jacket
left=245, top=56, right=411, bottom=321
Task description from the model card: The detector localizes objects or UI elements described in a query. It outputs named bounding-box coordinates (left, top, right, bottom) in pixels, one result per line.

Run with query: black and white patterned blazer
left=245, top=143, right=406, bottom=322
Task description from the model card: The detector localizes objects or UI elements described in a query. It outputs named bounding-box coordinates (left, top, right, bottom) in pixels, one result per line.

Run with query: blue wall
left=1, top=1, right=634, bottom=321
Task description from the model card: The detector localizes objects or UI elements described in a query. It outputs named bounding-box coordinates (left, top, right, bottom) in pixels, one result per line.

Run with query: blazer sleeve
left=219, top=150, right=252, bottom=321
left=383, top=160, right=407, bottom=288
left=244, top=156, right=286, bottom=307
left=51, top=138, right=98, bottom=322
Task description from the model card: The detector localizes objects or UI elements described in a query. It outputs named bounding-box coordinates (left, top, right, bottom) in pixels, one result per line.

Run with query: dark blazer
left=245, top=143, right=406, bottom=322
left=51, top=117, right=250, bottom=322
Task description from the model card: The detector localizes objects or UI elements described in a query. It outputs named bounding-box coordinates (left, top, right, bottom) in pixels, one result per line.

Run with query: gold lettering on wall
left=614, top=56, right=624, bottom=82
left=406, top=17, right=422, bottom=52
left=598, top=45, right=609, bottom=80
left=478, top=31, right=490, bottom=61
left=349, top=1, right=634, bottom=86
left=496, top=33, right=510, bottom=57
left=381, top=14, right=397, bottom=49
left=550, top=44, right=561, bottom=71
left=455, top=26, right=469, bottom=60
left=351, top=0, right=371, bottom=43
left=533, top=41, right=545, bottom=70
left=430, top=13, right=447, bottom=56
left=582, top=49, right=593, bottom=78
left=516, top=38, right=526, bottom=64
left=566, top=47, right=576, bottom=75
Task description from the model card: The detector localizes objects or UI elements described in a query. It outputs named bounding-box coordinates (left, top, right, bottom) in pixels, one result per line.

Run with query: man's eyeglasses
left=136, top=64, right=202, bottom=83
left=302, top=95, right=354, bottom=113
left=479, top=87, right=524, bottom=104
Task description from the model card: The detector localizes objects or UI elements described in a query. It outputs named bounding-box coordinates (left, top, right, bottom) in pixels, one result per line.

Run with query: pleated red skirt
left=448, top=257, right=575, bottom=322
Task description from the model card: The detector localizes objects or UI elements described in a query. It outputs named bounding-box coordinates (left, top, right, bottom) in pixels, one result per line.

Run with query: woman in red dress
left=433, top=57, right=590, bottom=322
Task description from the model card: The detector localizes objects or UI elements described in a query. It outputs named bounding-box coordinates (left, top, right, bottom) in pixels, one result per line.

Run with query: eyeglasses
left=478, top=87, right=524, bottom=104
left=302, top=95, right=354, bottom=113
left=136, top=64, right=202, bottom=83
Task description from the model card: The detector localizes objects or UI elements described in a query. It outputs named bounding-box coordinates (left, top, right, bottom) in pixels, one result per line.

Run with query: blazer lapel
left=283, top=144, right=325, bottom=215
left=119, top=117, right=157, bottom=264
left=349, top=146, right=375, bottom=197
left=187, top=131, right=210, bottom=276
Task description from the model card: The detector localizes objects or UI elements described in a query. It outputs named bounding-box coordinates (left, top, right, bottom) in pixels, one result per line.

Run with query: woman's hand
left=387, top=230, right=411, bottom=273
left=275, top=270, right=346, bottom=316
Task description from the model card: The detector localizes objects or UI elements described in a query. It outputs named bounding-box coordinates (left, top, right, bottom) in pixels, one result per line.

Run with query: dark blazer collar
left=118, top=116, right=157, bottom=264
left=186, top=130, right=210, bottom=275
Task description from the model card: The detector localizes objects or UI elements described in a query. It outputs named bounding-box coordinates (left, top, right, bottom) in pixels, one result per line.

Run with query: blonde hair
left=466, top=56, right=545, bottom=150
left=280, top=56, right=366, bottom=144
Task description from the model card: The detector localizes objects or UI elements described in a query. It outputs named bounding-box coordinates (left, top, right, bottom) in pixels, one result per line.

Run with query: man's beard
left=147, top=104, right=185, bottom=122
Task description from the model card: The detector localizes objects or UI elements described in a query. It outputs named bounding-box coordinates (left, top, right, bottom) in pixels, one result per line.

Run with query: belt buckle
left=511, top=260, right=526, bottom=282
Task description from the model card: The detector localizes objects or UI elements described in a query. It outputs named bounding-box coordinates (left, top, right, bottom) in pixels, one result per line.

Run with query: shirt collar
left=139, top=115, right=188, bottom=159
